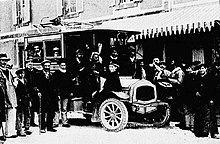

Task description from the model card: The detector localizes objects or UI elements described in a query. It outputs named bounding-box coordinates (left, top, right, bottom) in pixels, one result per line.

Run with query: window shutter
left=76, top=0, right=83, bottom=12
left=57, top=0, right=63, bottom=16
left=12, top=0, right=17, bottom=25
left=23, top=0, right=30, bottom=23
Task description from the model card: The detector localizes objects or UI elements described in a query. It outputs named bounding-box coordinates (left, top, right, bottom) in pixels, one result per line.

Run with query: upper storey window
left=63, top=0, right=84, bottom=18
left=12, top=0, right=31, bottom=27
left=111, top=0, right=142, bottom=10
left=119, top=0, right=134, bottom=4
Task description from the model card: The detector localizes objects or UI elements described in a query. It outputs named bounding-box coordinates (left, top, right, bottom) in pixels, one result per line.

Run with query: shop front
left=94, top=2, right=220, bottom=65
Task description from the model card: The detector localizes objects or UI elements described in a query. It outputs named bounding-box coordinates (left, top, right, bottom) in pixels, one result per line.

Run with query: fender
left=111, top=91, right=129, bottom=100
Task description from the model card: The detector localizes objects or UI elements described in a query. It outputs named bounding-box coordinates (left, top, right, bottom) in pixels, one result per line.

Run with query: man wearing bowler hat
left=0, top=53, right=17, bottom=139
left=33, top=60, right=58, bottom=133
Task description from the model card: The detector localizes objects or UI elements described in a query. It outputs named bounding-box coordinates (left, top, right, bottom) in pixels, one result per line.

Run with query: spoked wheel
left=142, top=102, right=171, bottom=127
left=99, top=98, right=128, bottom=132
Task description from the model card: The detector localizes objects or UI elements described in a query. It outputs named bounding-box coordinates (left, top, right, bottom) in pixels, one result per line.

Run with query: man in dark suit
left=70, top=49, right=91, bottom=110
left=24, top=59, right=39, bottom=127
left=34, top=60, right=58, bottom=133
left=193, top=64, right=220, bottom=139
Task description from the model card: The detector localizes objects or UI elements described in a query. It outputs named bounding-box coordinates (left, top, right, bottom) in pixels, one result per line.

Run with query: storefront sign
left=0, top=32, right=27, bottom=40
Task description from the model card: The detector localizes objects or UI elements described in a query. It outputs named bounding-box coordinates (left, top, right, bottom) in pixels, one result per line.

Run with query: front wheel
left=99, top=98, right=128, bottom=132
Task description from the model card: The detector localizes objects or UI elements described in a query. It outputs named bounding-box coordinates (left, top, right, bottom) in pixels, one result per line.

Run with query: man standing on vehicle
left=70, top=49, right=91, bottom=110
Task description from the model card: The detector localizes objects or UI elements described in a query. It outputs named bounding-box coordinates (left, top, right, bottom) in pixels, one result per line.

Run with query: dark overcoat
left=34, top=70, right=58, bottom=112
left=52, top=70, right=73, bottom=99
left=24, top=67, right=39, bottom=111
left=194, top=72, right=219, bottom=137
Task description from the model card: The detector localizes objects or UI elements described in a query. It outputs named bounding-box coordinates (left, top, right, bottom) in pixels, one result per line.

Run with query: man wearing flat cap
left=34, top=60, right=58, bottom=133
left=53, top=58, right=72, bottom=128
left=0, top=53, right=17, bottom=138
left=14, top=68, right=32, bottom=136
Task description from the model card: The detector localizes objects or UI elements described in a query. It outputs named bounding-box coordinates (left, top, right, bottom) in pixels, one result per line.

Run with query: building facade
left=0, top=0, right=220, bottom=67
left=0, top=0, right=220, bottom=68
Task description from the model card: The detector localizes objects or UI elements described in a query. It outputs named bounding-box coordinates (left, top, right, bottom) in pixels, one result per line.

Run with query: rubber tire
left=99, top=98, right=128, bottom=132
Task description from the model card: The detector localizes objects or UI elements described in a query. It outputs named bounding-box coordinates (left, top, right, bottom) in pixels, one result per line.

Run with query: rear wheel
left=99, top=98, right=128, bottom=132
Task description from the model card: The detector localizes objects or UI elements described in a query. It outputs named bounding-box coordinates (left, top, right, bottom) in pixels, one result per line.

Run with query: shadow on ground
left=68, top=119, right=102, bottom=129
left=68, top=119, right=175, bottom=131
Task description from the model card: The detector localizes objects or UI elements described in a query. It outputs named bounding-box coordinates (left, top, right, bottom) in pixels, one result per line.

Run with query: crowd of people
left=0, top=43, right=220, bottom=142
left=0, top=53, right=73, bottom=142
left=146, top=57, right=220, bottom=139
left=0, top=46, right=125, bottom=142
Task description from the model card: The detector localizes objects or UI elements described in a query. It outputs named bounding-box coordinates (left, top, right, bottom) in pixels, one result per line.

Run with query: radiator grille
left=136, top=86, right=155, bottom=101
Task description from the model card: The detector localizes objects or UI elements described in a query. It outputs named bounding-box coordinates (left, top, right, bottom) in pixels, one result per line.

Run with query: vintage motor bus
left=24, top=27, right=170, bottom=132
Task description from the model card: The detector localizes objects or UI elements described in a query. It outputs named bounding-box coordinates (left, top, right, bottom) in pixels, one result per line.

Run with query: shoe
left=30, top=123, right=38, bottom=127
left=17, top=131, right=26, bottom=137
left=62, top=123, right=71, bottom=128
left=175, top=123, right=187, bottom=129
left=6, top=135, right=17, bottom=138
left=47, top=128, right=57, bottom=132
left=53, top=124, right=59, bottom=128
left=40, top=130, right=46, bottom=133
left=0, top=136, right=6, bottom=141
left=25, top=130, right=32, bottom=135
left=211, top=134, right=220, bottom=139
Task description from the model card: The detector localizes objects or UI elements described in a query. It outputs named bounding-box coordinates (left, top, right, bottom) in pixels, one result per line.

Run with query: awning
left=95, top=3, right=220, bottom=37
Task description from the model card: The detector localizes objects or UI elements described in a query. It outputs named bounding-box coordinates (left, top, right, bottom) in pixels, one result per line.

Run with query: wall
left=80, top=0, right=113, bottom=20
left=31, top=0, right=59, bottom=25
left=174, top=0, right=199, bottom=4
left=140, top=0, right=162, bottom=10
left=0, top=0, right=13, bottom=33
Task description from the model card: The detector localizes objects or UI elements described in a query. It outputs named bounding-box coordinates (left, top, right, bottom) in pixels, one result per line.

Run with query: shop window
left=45, top=40, right=62, bottom=59
left=119, top=0, right=134, bottom=4
left=12, top=0, right=31, bottom=27
left=63, top=0, right=84, bottom=18
left=26, top=42, right=44, bottom=63
left=25, top=35, right=62, bottom=64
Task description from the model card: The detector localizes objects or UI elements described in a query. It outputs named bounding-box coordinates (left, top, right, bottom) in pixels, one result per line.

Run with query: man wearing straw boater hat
left=0, top=53, right=18, bottom=140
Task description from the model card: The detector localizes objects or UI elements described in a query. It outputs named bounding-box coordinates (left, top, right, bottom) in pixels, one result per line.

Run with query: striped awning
left=95, top=3, right=220, bottom=38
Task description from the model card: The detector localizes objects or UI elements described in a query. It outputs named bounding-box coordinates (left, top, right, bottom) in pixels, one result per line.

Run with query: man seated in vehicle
left=102, top=63, right=122, bottom=92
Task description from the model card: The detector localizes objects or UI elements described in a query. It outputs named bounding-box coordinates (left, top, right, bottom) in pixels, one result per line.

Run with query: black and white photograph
left=0, top=0, right=220, bottom=144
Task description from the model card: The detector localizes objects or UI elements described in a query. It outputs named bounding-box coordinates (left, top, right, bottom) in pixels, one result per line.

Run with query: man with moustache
left=34, top=60, right=58, bottom=133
